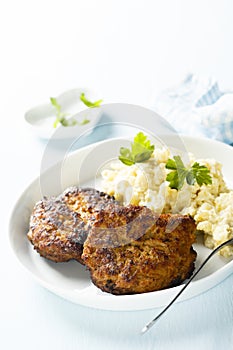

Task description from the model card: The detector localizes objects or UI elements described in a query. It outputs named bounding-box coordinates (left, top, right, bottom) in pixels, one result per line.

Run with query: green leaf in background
left=50, top=97, right=77, bottom=128
left=50, top=92, right=103, bottom=128
left=80, top=92, right=103, bottom=108
left=78, top=118, right=90, bottom=125
left=50, top=97, right=62, bottom=116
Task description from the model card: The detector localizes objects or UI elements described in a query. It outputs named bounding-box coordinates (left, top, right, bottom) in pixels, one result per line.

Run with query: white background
left=1, top=1, right=233, bottom=349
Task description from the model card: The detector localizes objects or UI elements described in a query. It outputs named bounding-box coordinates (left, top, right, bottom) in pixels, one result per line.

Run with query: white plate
left=9, top=135, right=233, bottom=311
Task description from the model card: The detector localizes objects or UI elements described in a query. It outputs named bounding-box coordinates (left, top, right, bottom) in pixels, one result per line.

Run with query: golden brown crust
left=28, top=186, right=197, bottom=295
left=27, top=197, right=89, bottom=263
left=82, top=207, right=197, bottom=294
left=27, top=187, right=119, bottom=263
left=62, top=187, right=118, bottom=222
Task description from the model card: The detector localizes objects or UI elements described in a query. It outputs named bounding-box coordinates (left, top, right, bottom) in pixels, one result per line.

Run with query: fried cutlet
left=28, top=186, right=197, bottom=295
left=27, top=187, right=118, bottom=263
left=82, top=205, right=197, bottom=294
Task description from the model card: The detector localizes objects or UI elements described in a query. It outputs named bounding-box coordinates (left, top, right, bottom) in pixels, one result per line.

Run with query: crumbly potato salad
left=101, top=132, right=233, bottom=257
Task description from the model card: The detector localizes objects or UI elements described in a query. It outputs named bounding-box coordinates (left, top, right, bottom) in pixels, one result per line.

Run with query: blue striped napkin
left=152, top=74, right=233, bottom=145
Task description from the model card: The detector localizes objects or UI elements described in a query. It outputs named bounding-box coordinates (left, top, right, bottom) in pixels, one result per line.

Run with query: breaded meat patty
left=27, top=187, right=118, bottom=263
left=82, top=205, right=197, bottom=294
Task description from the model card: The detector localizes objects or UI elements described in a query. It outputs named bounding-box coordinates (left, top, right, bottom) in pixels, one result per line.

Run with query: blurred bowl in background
left=24, top=88, right=102, bottom=140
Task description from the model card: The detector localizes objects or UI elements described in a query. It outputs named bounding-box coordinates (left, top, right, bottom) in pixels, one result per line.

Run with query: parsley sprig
left=50, top=97, right=77, bottom=128
left=80, top=92, right=103, bottom=108
left=51, top=92, right=102, bottom=128
left=165, top=155, right=212, bottom=190
left=120, top=132, right=212, bottom=190
left=119, top=132, right=155, bottom=166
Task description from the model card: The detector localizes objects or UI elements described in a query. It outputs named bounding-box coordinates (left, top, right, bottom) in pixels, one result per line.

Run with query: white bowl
left=24, top=88, right=102, bottom=140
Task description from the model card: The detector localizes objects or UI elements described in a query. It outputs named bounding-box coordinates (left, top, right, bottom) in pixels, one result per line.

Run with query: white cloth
left=152, top=74, right=233, bottom=144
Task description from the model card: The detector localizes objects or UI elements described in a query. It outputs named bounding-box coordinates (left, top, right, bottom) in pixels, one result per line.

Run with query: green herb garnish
left=78, top=118, right=90, bottom=125
left=50, top=97, right=77, bottom=128
left=80, top=92, right=103, bottom=108
left=119, top=132, right=155, bottom=166
left=50, top=92, right=103, bottom=128
left=166, top=155, right=212, bottom=190
left=50, top=97, right=63, bottom=117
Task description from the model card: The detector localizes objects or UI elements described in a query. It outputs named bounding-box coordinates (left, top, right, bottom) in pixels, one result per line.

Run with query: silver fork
left=141, top=237, right=233, bottom=334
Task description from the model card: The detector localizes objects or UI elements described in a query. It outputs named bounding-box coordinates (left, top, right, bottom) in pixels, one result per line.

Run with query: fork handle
left=141, top=237, right=233, bottom=334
